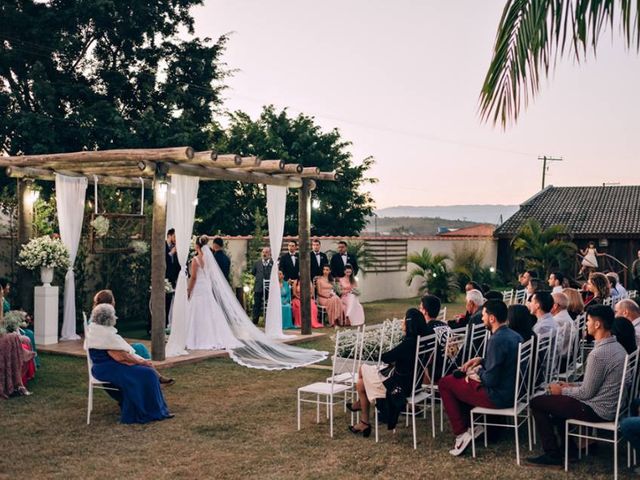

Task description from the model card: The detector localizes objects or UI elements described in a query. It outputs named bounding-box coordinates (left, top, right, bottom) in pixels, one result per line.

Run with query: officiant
left=251, top=247, right=273, bottom=325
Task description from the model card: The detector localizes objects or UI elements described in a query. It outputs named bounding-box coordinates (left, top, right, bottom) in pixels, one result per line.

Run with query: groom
left=211, top=237, right=231, bottom=282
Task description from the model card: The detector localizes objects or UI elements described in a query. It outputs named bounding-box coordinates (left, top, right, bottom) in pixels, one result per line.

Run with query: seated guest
left=607, top=273, right=622, bottom=299
left=0, top=331, right=33, bottom=398
left=526, top=278, right=543, bottom=304
left=339, top=265, right=365, bottom=326
left=527, top=305, right=627, bottom=466
left=529, top=291, right=557, bottom=336
left=465, top=281, right=483, bottom=293
left=563, top=288, right=585, bottom=320
left=1, top=278, right=39, bottom=368
left=448, top=289, right=484, bottom=329
left=614, top=299, right=640, bottom=345
left=86, top=304, right=173, bottom=424
left=551, top=292, right=577, bottom=360
left=507, top=304, right=535, bottom=342
left=548, top=272, right=565, bottom=294
left=620, top=399, right=640, bottom=465
left=612, top=316, right=637, bottom=354
left=483, top=290, right=504, bottom=301
left=92, top=290, right=173, bottom=384
left=347, top=308, right=429, bottom=436
left=439, top=300, right=522, bottom=456
left=316, top=265, right=345, bottom=326
left=291, top=279, right=323, bottom=329
left=608, top=272, right=627, bottom=298
left=278, top=270, right=294, bottom=330
left=583, top=272, right=610, bottom=307
left=418, top=295, right=449, bottom=382
left=518, top=270, right=536, bottom=289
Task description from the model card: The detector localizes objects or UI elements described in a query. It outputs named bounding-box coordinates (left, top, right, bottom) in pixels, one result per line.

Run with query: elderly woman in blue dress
left=86, top=303, right=173, bottom=424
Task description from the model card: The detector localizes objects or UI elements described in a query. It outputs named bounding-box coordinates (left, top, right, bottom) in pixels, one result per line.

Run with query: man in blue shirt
left=439, top=299, right=523, bottom=456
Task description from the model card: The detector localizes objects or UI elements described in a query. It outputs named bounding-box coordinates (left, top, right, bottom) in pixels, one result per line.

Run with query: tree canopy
left=196, top=106, right=376, bottom=236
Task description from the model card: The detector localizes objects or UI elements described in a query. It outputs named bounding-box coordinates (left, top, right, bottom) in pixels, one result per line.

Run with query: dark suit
left=165, top=242, right=181, bottom=287
left=213, top=249, right=231, bottom=281
left=279, top=252, right=299, bottom=281
left=251, top=258, right=273, bottom=324
left=330, top=252, right=359, bottom=278
left=310, top=251, right=329, bottom=280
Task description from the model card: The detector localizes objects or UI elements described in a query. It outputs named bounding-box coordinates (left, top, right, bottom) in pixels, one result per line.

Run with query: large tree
left=480, top=1, right=640, bottom=127
left=0, top=0, right=227, bottom=165
left=196, top=106, right=376, bottom=236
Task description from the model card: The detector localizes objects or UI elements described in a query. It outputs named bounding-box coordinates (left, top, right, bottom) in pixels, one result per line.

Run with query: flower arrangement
left=332, top=282, right=342, bottom=296
left=334, top=319, right=404, bottom=359
left=18, top=236, right=70, bottom=271
left=149, top=279, right=175, bottom=294
left=130, top=240, right=149, bottom=255
left=90, top=215, right=110, bottom=238
left=1, top=310, right=28, bottom=335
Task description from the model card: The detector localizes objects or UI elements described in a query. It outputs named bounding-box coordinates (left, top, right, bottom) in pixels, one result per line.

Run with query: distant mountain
left=375, top=205, right=519, bottom=224
left=363, top=216, right=480, bottom=236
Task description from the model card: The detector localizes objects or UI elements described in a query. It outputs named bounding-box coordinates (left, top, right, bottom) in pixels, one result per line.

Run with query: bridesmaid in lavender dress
left=339, top=264, right=365, bottom=326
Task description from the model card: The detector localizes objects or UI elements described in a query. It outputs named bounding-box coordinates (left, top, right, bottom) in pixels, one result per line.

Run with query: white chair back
left=435, top=306, right=447, bottom=322
left=331, top=328, right=361, bottom=375
left=411, top=333, right=437, bottom=401
left=83, top=312, right=95, bottom=378
left=514, top=339, right=534, bottom=409
left=514, top=289, right=527, bottom=305
left=532, top=333, right=554, bottom=393
left=441, top=326, right=467, bottom=378
left=613, top=354, right=633, bottom=426
left=624, top=350, right=640, bottom=416
left=502, top=289, right=515, bottom=305
left=466, top=322, right=489, bottom=362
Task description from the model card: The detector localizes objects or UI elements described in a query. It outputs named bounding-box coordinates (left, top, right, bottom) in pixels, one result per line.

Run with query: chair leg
left=471, top=412, right=476, bottom=458
left=297, top=390, right=301, bottom=431
left=316, top=394, right=320, bottom=423
left=87, top=386, right=92, bottom=425
left=329, top=395, right=334, bottom=438
left=375, top=407, right=379, bottom=443
left=564, top=422, right=569, bottom=472
left=412, top=404, right=417, bottom=450
left=514, top=415, right=520, bottom=465
left=431, top=396, right=436, bottom=438
left=614, top=434, right=618, bottom=480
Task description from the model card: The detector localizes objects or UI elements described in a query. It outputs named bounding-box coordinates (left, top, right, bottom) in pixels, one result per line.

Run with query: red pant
left=438, top=374, right=496, bottom=435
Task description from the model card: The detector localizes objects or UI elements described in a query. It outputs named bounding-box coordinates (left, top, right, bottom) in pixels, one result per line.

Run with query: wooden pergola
left=0, top=147, right=335, bottom=360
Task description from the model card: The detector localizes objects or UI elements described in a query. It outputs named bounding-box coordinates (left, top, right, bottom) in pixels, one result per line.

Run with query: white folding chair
left=435, top=306, right=447, bottom=322
left=374, top=333, right=437, bottom=447
left=628, top=290, right=638, bottom=300
left=531, top=333, right=554, bottom=395
left=466, top=322, right=489, bottom=363
left=471, top=338, right=534, bottom=465
left=297, top=329, right=351, bottom=437
left=565, top=350, right=639, bottom=480
left=83, top=312, right=120, bottom=425
left=514, top=289, right=527, bottom=305
left=502, top=289, right=515, bottom=305
left=603, top=296, right=613, bottom=306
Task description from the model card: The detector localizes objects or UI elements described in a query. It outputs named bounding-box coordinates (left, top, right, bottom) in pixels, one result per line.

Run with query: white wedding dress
left=186, top=254, right=241, bottom=350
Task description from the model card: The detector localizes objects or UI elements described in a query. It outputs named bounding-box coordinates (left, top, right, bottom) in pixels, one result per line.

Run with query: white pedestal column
left=34, top=285, right=59, bottom=346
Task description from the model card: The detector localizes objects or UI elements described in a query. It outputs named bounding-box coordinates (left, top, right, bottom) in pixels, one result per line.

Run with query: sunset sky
left=193, top=1, right=640, bottom=208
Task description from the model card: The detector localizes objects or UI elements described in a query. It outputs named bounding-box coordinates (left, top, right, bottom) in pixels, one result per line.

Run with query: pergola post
left=17, top=179, right=35, bottom=311
left=298, top=179, right=313, bottom=335
left=150, top=169, right=168, bottom=361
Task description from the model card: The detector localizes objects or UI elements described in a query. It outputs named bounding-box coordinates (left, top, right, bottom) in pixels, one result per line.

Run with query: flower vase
left=40, top=267, right=54, bottom=286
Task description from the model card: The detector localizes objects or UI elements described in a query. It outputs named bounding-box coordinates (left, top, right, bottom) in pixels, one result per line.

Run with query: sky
left=192, top=1, right=640, bottom=208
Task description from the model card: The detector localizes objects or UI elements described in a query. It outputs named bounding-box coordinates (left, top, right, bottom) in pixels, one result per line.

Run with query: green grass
left=0, top=298, right=631, bottom=479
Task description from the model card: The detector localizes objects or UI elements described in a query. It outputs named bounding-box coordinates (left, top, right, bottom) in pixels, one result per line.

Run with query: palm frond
left=480, top=0, right=640, bottom=127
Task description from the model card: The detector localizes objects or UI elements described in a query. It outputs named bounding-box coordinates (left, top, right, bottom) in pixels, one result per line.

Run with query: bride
left=186, top=236, right=240, bottom=350
left=186, top=235, right=327, bottom=370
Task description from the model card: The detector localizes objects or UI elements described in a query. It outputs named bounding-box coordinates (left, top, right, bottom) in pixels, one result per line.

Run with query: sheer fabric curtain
left=55, top=174, right=87, bottom=341
left=166, top=175, right=200, bottom=357
left=264, top=185, right=287, bottom=338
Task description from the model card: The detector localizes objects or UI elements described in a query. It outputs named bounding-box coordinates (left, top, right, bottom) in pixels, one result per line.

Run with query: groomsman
left=212, top=237, right=231, bottom=281
left=251, top=247, right=273, bottom=324
left=165, top=228, right=181, bottom=288
left=279, top=240, right=299, bottom=281
left=310, top=238, right=329, bottom=281
left=330, top=240, right=359, bottom=278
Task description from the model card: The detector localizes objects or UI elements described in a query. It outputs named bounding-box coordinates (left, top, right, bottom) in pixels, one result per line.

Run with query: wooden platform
left=37, top=330, right=328, bottom=370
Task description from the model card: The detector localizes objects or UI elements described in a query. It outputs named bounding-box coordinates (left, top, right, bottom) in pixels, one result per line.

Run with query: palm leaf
left=480, top=0, right=640, bottom=127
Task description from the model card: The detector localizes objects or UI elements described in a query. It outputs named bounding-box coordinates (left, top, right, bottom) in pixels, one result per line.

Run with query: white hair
left=552, top=292, right=569, bottom=310
left=466, top=289, right=485, bottom=307
left=90, top=303, right=117, bottom=327
left=618, top=299, right=640, bottom=315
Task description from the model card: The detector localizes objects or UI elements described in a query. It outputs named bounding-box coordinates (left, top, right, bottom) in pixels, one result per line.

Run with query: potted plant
left=18, top=235, right=70, bottom=286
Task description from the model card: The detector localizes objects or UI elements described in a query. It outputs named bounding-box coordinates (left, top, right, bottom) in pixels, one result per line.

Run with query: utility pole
left=538, top=155, right=563, bottom=190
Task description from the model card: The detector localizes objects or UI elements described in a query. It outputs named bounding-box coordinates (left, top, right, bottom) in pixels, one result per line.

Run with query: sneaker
left=526, top=453, right=563, bottom=467
left=449, top=430, right=473, bottom=456
left=472, top=426, right=484, bottom=439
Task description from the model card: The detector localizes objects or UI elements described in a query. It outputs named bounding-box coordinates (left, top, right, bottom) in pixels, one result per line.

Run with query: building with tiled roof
left=494, top=185, right=640, bottom=285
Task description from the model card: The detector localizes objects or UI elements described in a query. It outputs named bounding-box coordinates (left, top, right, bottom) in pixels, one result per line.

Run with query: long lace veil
left=202, top=245, right=327, bottom=370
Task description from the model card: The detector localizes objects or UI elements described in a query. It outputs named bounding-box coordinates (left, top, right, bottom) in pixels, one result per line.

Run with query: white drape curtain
left=165, top=175, right=200, bottom=357
left=264, top=185, right=287, bottom=338
left=55, top=174, right=87, bottom=341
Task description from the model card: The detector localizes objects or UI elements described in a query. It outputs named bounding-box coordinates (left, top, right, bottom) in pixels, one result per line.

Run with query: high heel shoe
left=348, top=422, right=371, bottom=438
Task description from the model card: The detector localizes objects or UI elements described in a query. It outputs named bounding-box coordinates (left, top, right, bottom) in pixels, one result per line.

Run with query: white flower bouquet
left=90, top=215, right=110, bottom=238
left=130, top=240, right=149, bottom=255
left=1, top=310, right=28, bottom=335
left=149, top=279, right=175, bottom=294
left=332, top=282, right=342, bottom=296
left=18, top=236, right=70, bottom=271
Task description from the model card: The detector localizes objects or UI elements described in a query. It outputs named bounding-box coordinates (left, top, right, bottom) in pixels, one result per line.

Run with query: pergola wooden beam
left=161, top=162, right=304, bottom=188
left=6, top=166, right=153, bottom=188
left=0, top=146, right=194, bottom=168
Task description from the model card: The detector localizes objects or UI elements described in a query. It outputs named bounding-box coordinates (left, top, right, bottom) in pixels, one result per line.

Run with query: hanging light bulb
left=312, top=199, right=321, bottom=210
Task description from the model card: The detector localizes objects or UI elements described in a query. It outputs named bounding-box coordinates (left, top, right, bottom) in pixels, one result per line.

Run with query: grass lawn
left=0, top=297, right=629, bottom=479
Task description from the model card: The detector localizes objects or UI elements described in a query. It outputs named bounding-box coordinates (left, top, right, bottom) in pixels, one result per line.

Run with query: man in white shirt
left=547, top=272, right=565, bottom=294
left=529, top=291, right=557, bottom=336
left=551, top=292, right=576, bottom=357
left=607, top=272, right=627, bottom=298
left=614, top=299, right=640, bottom=346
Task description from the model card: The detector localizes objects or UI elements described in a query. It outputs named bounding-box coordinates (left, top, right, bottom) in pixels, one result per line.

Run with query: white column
left=34, top=285, right=59, bottom=345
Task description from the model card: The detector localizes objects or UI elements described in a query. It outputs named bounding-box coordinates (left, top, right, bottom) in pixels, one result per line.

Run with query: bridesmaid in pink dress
left=339, top=265, right=365, bottom=326
left=291, top=280, right=323, bottom=328
left=316, top=265, right=346, bottom=326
